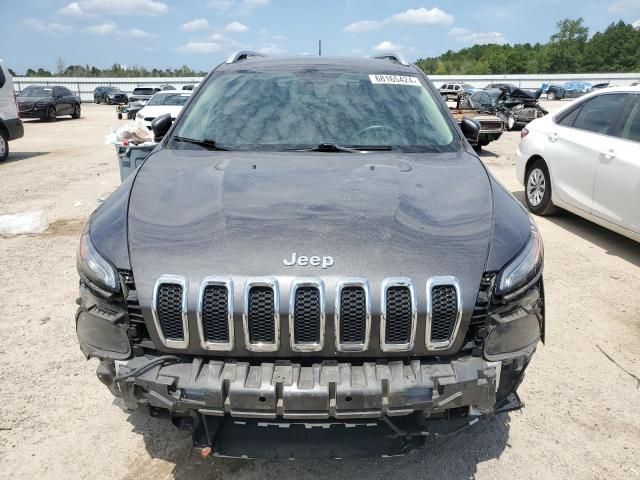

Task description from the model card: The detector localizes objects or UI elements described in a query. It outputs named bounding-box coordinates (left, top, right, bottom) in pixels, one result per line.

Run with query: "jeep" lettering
left=283, top=253, right=334, bottom=269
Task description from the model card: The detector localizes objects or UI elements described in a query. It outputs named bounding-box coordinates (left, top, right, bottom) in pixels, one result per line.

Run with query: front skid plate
left=117, top=356, right=499, bottom=419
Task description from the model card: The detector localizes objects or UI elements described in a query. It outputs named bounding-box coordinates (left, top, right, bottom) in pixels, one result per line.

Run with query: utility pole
left=318, top=40, right=322, bottom=56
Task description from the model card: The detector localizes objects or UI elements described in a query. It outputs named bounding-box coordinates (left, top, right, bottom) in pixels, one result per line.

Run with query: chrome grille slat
left=380, top=278, right=416, bottom=352
left=335, top=278, right=371, bottom=352
left=289, top=279, right=325, bottom=352
left=426, top=276, right=462, bottom=351
left=197, top=277, right=234, bottom=351
left=243, top=278, right=279, bottom=352
left=152, top=275, right=189, bottom=349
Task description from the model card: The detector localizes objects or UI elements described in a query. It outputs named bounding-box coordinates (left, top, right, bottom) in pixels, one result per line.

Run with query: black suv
left=94, top=86, right=128, bottom=104
left=75, top=52, right=545, bottom=458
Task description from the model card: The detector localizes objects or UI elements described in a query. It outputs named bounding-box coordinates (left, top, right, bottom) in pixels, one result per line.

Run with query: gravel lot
left=1, top=103, right=639, bottom=480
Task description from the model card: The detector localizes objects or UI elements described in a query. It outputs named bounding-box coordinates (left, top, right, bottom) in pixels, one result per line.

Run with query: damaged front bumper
left=107, top=356, right=503, bottom=419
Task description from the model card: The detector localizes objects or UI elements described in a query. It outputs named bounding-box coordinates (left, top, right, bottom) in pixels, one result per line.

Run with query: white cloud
left=344, top=20, right=382, bottom=32
left=608, top=0, right=640, bottom=13
left=224, top=21, right=249, bottom=32
left=24, top=18, right=73, bottom=34
left=448, top=27, right=507, bottom=45
left=344, top=7, right=453, bottom=32
left=634, top=18, right=640, bottom=28
left=179, top=41, right=222, bottom=53
left=208, top=0, right=234, bottom=9
left=182, top=18, right=209, bottom=31
left=388, top=8, right=454, bottom=26
left=57, top=0, right=168, bottom=17
left=85, top=21, right=117, bottom=34
left=123, top=28, right=156, bottom=39
left=57, top=2, right=97, bottom=18
left=373, top=40, right=404, bottom=52
left=257, top=43, right=284, bottom=54
left=243, top=0, right=269, bottom=8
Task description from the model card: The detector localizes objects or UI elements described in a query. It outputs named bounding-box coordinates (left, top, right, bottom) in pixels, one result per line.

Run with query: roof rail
left=371, top=53, right=410, bottom=67
left=226, top=50, right=266, bottom=64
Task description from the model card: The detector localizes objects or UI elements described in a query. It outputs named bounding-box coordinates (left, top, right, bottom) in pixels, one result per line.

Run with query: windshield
left=147, top=92, right=190, bottom=106
left=21, top=86, right=53, bottom=97
left=133, top=88, right=156, bottom=95
left=172, top=68, right=458, bottom=152
left=105, top=87, right=121, bottom=93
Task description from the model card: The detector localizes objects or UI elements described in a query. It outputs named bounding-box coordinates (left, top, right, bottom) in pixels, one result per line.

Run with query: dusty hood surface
left=128, top=149, right=494, bottom=338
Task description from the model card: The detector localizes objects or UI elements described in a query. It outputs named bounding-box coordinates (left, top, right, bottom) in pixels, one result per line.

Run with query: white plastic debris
left=0, top=210, right=49, bottom=236
left=74, top=201, right=83, bottom=207
left=105, top=122, right=153, bottom=145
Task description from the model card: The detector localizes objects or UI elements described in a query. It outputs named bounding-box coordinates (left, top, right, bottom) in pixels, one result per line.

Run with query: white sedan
left=135, top=91, right=191, bottom=130
left=516, top=86, right=640, bottom=242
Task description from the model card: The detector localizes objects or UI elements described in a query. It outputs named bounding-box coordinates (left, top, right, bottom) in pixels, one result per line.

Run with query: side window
left=52, top=87, right=62, bottom=97
left=557, top=106, right=582, bottom=127
left=617, top=97, right=640, bottom=143
left=62, top=87, right=73, bottom=96
left=573, top=94, right=630, bottom=135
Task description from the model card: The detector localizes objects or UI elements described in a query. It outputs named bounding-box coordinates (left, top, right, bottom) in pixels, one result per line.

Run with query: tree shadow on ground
left=123, top=409, right=511, bottom=480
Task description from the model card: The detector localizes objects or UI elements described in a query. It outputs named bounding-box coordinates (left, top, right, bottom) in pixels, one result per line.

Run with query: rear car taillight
left=13, top=91, right=19, bottom=118
left=521, top=127, right=529, bottom=138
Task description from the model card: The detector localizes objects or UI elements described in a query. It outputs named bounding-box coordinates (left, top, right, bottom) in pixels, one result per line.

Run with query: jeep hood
left=127, top=149, right=495, bottom=313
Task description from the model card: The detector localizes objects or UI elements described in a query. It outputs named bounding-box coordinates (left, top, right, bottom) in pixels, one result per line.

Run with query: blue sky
left=1, top=0, right=639, bottom=74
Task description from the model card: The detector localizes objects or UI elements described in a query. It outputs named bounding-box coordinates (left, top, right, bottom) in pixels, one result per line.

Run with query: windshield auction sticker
left=369, top=74, right=422, bottom=86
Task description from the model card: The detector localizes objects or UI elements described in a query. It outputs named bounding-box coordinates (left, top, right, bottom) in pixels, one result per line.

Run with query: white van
left=0, top=59, right=24, bottom=162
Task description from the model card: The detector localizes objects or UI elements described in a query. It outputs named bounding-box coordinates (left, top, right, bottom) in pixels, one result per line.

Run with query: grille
left=156, top=283, right=185, bottom=340
left=201, top=285, right=229, bottom=342
left=293, top=287, right=321, bottom=344
left=385, top=286, right=412, bottom=344
left=247, top=286, right=275, bottom=343
left=430, top=285, right=458, bottom=342
left=19, top=102, right=34, bottom=111
left=339, top=286, right=367, bottom=344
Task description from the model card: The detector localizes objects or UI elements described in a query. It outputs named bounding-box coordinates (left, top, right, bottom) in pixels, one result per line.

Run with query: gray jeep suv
left=75, top=52, right=545, bottom=458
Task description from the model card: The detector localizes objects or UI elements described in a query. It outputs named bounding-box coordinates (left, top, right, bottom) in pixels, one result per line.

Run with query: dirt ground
left=0, top=103, right=639, bottom=480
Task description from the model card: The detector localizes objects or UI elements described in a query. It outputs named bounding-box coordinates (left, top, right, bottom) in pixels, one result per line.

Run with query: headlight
left=77, top=223, right=118, bottom=291
left=36, top=101, right=49, bottom=107
left=496, top=219, right=543, bottom=296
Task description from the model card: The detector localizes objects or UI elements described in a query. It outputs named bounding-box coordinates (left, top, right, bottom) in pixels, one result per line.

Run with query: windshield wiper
left=304, top=143, right=359, bottom=153
left=347, top=145, right=393, bottom=151
left=172, top=136, right=230, bottom=151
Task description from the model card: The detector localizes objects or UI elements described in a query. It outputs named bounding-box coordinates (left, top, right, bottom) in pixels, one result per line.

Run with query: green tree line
left=11, top=62, right=207, bottom=78
left=417, top=19, right=640, bottom=75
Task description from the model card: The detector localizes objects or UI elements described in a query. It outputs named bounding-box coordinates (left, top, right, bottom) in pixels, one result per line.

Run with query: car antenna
left=318, top=40, right=322, bottom=56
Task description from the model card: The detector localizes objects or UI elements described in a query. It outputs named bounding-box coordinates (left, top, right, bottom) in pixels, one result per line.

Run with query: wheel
left=72, top=104, right=81, bottom=119
left=94, top=96, right=100, bottom=104
left=106, top=97, right=111, bottom=105
left=47, top=106, right=57, bottom=122
left=525, top=159, right=557, bottom=216
left=117, top=113, right=123, bottom=120
left=547, top=91, right=556, bottom=101
left=0, top=129, right=8, bottom=162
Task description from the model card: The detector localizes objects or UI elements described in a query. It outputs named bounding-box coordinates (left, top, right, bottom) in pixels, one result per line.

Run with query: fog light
left=485, top=312, right=540, bottom=360
left=76, top=312, right=131, bottom=360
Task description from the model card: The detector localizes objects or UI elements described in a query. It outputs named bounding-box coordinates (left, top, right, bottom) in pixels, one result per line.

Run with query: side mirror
left=460, top=117, right=480, bottom=144
left=151, top=113, right=172, bottom=142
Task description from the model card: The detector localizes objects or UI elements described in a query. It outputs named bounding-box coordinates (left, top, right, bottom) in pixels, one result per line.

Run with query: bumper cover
left=114, top=356, right=500, bottom=419
left=3, top=117, right=24, bottom=140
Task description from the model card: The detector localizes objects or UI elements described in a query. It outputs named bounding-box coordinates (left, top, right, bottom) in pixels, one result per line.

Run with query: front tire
left=47, top=106, right=57, bottom=122
left=525, top=159, right=557, bottom=215
left=72, top=104, right=81, bottom=119
left=547, top=91, right=557, bottom=101
left=0, top=129, right=8, bottom=162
